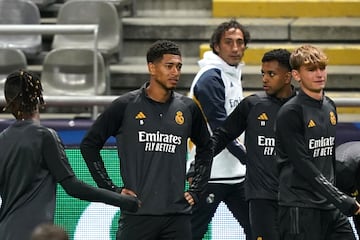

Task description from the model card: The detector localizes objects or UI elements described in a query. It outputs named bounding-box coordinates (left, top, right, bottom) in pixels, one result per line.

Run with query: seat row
left=0, top=47, right=107, bottom=97
left=0, top=0, right=123, bottom=63
left=0, top=0, right=130, bottom=97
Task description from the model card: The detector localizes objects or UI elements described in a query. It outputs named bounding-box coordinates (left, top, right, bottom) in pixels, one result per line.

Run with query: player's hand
left=121, top=188, right=142, bottom=210
left=184, top=192, right=195, bottom=206
left=121, top=188, right=138, bottom=197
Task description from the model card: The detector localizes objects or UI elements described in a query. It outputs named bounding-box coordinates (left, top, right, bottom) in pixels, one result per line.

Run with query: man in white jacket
left=187, top=19, right=251, bottom=240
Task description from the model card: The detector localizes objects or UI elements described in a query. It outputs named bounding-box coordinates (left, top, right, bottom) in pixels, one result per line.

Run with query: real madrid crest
left=329, top=111, right=336, bottom=125
left=175, top=111, right=184, bottom=125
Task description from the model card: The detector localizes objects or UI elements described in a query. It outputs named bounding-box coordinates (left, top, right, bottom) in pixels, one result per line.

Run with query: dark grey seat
left=62, top=0, right=136, bottom=16
left=0, top=0, right=42, bottom=57
left=30, top=0, right=56, bottom=8
left=52, top=0, right=122, bottom=62
left=0, top=48, right=27, bottom=96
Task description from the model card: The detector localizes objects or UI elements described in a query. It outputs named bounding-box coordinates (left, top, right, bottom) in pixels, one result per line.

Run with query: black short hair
left=210, top=19, right=251, bottom=53
left=4, top=69, right=44, bottom=116
left=146, top=40, right=181, bottom=63
left=262, top=49, right=292, bottom=71
left=31, top=223, right=69, bottom=240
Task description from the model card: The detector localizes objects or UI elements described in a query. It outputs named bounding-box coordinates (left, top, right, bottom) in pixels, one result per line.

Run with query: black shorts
left=279, top=206, right=356, bottom=240
left=249, top=199, right=279, bottom=240
left=116, top=214, right=191, bottom=240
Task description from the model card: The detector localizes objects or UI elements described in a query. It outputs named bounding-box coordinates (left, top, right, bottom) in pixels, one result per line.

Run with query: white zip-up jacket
left=188, top=51, right=246, bottom=184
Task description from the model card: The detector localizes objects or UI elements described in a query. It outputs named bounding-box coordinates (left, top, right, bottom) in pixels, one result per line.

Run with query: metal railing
left=1, top=95, right=360, bottom=107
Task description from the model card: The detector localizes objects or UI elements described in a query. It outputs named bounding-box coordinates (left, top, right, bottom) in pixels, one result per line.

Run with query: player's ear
left=214, top=44, right=220, bottom=54
left=148, top=62, right=156, bottom=76
left=291, top=69, right=301, bottom=83
left=285, top=71, right=292, bottom=84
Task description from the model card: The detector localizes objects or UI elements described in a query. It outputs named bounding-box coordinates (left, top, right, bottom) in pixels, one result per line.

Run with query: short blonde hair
left=290, top=45, right=328, bottom=71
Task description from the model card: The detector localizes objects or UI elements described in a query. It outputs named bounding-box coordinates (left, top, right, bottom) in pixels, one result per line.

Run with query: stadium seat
left=105, top=0, right=137, bottom=17
left=41, top=48, right=107, bottom=96
left=0, top=48, right=27, bottom=96
left=52, top=0, right=122, bottom=62
left=0, top=0, right=42, bottom=57
left=62, top=0, right=137, bottom=16
left=30, top=0, right=56, bottom=9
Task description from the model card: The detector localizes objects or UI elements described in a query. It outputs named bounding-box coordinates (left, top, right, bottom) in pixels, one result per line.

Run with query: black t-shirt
left=212, top=90, right=295, bottom=200
left=0, top=120, right=74, bottom=239
left=275, top=90, right=357, bottom=216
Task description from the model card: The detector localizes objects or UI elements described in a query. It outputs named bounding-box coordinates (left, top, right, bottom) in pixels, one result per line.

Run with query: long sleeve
left=80, top=99, right=126, bottom=192
left=212, top=99, right=249, bottom=163
left=193, top=69, right=246, bottom=163
left=43, top=127, right=139, bottom=212
left=276, top=102, right=358, bottom=216
left=60, top=176, right=139, bottom=212
left=187, top=102, right=213, bottom=200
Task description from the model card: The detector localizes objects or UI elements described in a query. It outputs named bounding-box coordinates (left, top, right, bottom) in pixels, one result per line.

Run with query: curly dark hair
left=146, top=40, right=181, bottom=63
left=3, top=69, right=44, bottom=118
left=210, top=19, right=251, bottom=54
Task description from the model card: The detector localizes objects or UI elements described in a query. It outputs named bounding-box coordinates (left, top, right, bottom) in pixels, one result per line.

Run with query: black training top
left=335, top=141, right=360, bottom=200
left=275, top=90, right=358, bottom=216
left=212, top=90, right=296, bottom=201
left=0, top=120, right=74, bottom=239
left=80, top=83, right=212, bottom=216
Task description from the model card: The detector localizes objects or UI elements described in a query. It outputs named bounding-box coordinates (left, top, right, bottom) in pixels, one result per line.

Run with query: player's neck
left=146, top=84, right=171, bottom=103
left=302, top=87, right=323, bottom=100
left=16, top=111, right=40, bottom=121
